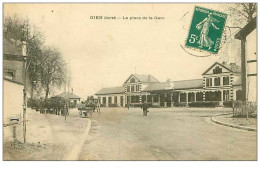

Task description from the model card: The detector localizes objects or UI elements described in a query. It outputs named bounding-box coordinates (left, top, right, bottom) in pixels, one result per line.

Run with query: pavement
left=211, top=114, right=257, bottom=132
left=3, top=108, right=90, bottom=160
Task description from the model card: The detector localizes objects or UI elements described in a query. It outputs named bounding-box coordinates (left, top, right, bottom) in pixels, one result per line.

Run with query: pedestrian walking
left=127, top=102, right=130, bottom=110
left=142, top=101, right=149, bottom=116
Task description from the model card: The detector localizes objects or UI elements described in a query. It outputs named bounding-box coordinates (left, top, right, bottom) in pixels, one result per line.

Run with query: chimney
left=222, top=61, right=227, bottom=65
left=71, top=88, right=73, bottom=94
left=148, top=74, right=151, bottom=81
left=22, top=41, right=27, bottom=56
left=166, top=79, right=174, bottom=89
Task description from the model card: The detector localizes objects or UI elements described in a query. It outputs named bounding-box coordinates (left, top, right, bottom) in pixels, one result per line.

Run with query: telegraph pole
left=64, top=81, right=67, bottom=122
left=22, top=41, right=27, bottom=143
left=22, top=20, right=29, bottom=143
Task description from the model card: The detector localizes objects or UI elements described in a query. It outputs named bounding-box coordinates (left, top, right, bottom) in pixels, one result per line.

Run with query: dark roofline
left=202, top=62, right=233, bottom=75
left=95, top=86, right=125, bottom=95
left=173, top=78, right=203, bottom=82
left=175, top=87, right=204, bottom=90
left=4, top=78, right=24, bottom=85
left=95, top=91, right=125, bottom=95
left=123, top=74, right=159, bottom=84
left=53, top=92, right=81, bottom=99
left=234, top=17, right=256, bottom=40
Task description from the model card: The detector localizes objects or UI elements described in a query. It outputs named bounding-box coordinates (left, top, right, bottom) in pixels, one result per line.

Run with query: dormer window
left=213, top=66, right=222, bottom=74
left=130, top=78, right=136, bottom=83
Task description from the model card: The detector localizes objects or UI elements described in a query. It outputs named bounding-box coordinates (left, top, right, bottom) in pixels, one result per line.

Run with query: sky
left=4, top=3, right=243, bottom=98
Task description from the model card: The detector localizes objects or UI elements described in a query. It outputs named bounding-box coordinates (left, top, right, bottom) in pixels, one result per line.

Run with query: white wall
left=3, top=80, right=24, bottom=124
left=246, top=29, right=257, bottom=102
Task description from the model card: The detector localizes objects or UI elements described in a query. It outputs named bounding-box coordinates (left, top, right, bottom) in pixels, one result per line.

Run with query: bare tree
left=226, top=3, right=256, bottom=27
left=219, top=3, right=257, bottom=63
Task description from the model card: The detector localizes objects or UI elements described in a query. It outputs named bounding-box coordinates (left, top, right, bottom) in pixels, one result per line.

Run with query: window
left=213, top=66, right=222, bottom=74
left=127, top=86, right=130, bottom=92
left=102, top=97, right=106, bottom=104
left=223, top=90, right=229, bottom=101
left=209, top=78, right=212, bottom=86
left=147, top=95, right=152, bottom=102
left=142, top=95, right=146, bottom=102
left=153, top=95, right=158, bottom=102
left=131, top=85, right=134, bottom=92
left=108, top=97, right=112, bottom=104
left=4, top=71, right=14, bottom=80
left=214, top=77, right=220, bottom=86
left=114, top=96, right=117, bottom=104
left=131, top=96, right=139, bottom=103
left=223, top=76, right=229, bottom=85
left=207, top=78, right=212, bottom=86
left=136, top=85, right=139, bottom=92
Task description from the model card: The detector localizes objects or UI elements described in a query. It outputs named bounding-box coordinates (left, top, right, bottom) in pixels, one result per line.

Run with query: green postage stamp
left=186, top=6, right=227, bottom=54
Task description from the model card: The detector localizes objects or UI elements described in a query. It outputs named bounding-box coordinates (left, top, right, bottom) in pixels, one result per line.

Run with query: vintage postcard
left=2, top=3, right=257, bottom=161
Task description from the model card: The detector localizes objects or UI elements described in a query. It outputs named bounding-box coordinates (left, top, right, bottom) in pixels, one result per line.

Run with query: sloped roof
left=143, top=82, right=171, bottom=91
left=174, top=79, right=204, bottom=89
left=124, top=74, right=160, bottom=84
left=235, top=17, right=256, bottom=40
left=202, top=62, right=241, bottom=75
left=95, top=86, right=125, bottom=95
left=143, top=79, right=204, bottom=91
left=54, top=92, right=81, bottom=99
left=233, top=77, right=242, bottom=86
left=222, top=63, right=241, bottom=73
left=134, top=74, right=159, bottom=82
left=3, top=38, right=23, bottom=56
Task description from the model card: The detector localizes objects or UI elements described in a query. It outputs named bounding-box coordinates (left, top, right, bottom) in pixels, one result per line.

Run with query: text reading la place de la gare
left=90, top=16, right=165, bottom=20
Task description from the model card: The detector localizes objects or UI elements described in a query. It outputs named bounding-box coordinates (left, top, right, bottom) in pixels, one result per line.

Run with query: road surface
left=79, top=107, right=257, bottom=160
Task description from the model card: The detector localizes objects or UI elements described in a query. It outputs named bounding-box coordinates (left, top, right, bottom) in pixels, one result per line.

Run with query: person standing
left=142, top=101, right=149, bottom=116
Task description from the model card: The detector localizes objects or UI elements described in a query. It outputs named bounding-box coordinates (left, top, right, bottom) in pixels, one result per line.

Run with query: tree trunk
left=31, top=81, right=34, bottom=99
left=45, top=85, right=49, bottom=100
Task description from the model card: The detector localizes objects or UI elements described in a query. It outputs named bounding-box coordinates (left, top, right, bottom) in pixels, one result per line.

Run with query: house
left=53, top=91, right=81, bottom=107
left=95, top=61, right=242, bottom=107
left=234, top=17, right=257, bottom=102
left=3, top=38, right=26, bottom=124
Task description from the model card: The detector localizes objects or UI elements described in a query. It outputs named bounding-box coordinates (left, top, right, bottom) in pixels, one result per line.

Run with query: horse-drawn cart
left=78, top=107, right=92, bottom=118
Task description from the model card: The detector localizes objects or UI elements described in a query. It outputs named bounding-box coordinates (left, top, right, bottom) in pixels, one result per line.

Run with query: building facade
left=95, top=61, right=242, bottom=107
left=3, top=38, right=26, bottom=124
left=235, top=17, right=257, bottom=102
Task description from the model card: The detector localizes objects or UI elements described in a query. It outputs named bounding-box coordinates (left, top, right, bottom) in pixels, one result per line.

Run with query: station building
left=95, top=61, right=242, bottom=107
